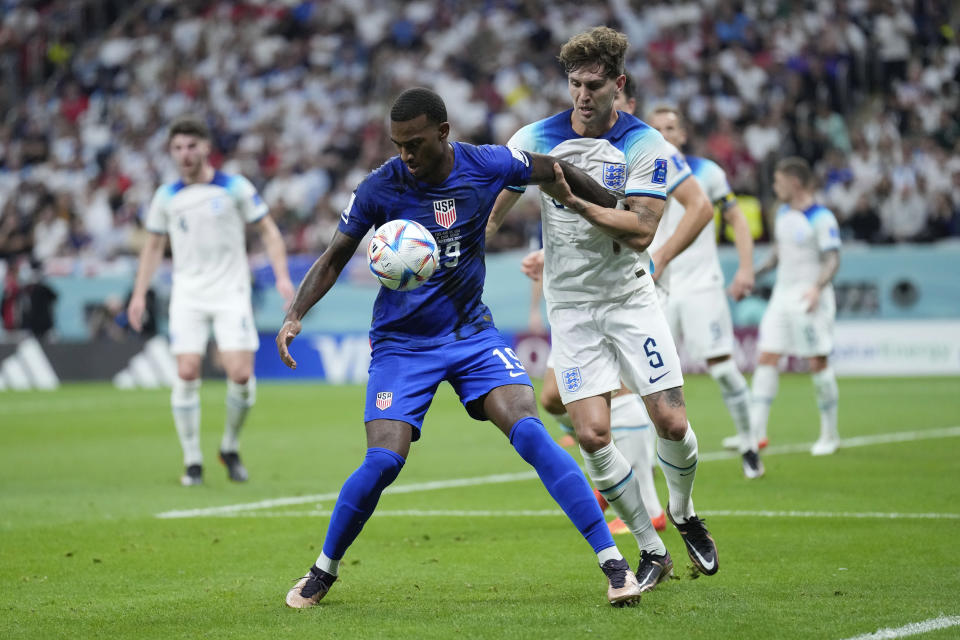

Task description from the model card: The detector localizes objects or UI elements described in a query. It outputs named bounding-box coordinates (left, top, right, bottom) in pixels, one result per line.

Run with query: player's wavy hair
left=390, top=87, right=448, bottom=124
left=776, top=156, right=814, bottom=187
left=168, top=116, right=210, bottom=141
left=558, top=26, right=628, bottom=79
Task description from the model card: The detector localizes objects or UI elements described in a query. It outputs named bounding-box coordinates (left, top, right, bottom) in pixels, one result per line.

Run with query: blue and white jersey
left=507, top=110, right=683, bottom=304
left=773, top=203, right=841, bottom=294
left=652, top=155, right=736, bottom=293
left=145, top=170, right=267, bottom=305
left=339, top=142, right=533, bottom=347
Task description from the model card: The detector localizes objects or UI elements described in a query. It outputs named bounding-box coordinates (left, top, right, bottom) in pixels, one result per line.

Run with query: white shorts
left=168, top=299, right=259, bottom=355
left=758, top=288, right=835, bottom=357
left=663, top=286, right=735, bottom=361
left=548, top=283, right=684, bottom=404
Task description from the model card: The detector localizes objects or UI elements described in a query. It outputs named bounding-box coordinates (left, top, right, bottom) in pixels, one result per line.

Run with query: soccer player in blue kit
left=277, top=87, right=646, bottom=608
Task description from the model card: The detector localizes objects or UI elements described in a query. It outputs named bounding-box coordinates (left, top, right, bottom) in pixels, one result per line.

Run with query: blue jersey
left=339, top=142, right=533, bottom=347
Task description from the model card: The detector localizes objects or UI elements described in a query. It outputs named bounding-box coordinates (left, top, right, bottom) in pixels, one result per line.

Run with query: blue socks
left=509, top=417, right=614, bottom=554
left=322, top=447, right=405, bottom=561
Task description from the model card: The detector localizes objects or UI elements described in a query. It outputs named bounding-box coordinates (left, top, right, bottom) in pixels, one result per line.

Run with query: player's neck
left=789, top=192, right=814, bottom=210
left=181, top=164, right=215, bottom=185
left=420, top=143, right=455, bottom=184
left=571, top=109, right=618, bottom=138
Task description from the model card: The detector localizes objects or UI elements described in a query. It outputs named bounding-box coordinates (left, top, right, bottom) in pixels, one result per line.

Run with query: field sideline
left=2, top=376, right=959, bottom=639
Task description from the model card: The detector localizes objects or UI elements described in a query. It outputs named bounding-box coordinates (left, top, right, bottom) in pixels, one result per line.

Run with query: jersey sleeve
left=664, top=144, right=693, bottom=196
left=504, top=124, right=539, bottom=193
left=703, top=161, right=737, bottom=211
left=231, top=175, right=269, bottom=224
left=337, top=177, right=380, bottom=239
left=813, top=208, right=842, bottom=252
left=143, top=186, right=170, bottom=234
left=624, top=129, right=670, bottom=200
left=480, top=144, right=533, bottom=191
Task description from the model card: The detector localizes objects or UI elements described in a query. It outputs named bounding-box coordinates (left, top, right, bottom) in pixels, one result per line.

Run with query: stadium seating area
left=0, top=0, right=957, bottom=283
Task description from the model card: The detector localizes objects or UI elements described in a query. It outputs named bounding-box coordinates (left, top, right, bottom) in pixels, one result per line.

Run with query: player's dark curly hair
left=390, top=88, right=448, bottom=124
left=558, top=26, right=628, bottom=79
left=168, top=115, right=210, bottom=141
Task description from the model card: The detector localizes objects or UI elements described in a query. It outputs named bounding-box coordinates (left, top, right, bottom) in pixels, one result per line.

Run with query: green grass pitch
left=1, top=376, right=959, bottom=639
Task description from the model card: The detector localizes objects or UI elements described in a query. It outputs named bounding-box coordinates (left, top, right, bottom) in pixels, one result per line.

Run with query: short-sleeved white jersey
left=507, top=110, right=689, bottom=304
left=144, top=170, right=267, bottom=306
left=649, top=155, right=737, bottom=293
left=773, top=203, right=841, bottom=293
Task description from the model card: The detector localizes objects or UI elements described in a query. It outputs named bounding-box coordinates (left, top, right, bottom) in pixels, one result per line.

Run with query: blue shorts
left=364, top=327, right=532, bottom=440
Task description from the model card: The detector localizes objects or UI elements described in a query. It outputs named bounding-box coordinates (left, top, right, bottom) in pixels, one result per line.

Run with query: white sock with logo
left=171, top=377, right=202, bottom=467
left=581, top=442, right=666, bottom=555
left=657, top=425, right=698, bottom=522
left=750, top=364, right=779, bottom=442
left=709, top=359, right=755, bottom=453
left=811, top=367, right=839, bottom=441
left=610, top=394, right=662, bottom=519
left=222, top=377, right=256, bottom=453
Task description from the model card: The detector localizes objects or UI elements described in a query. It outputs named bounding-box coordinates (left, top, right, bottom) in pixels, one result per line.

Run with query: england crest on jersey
left=561, top=367, right=582, bottom=393
left=433, top=199, right=457, bottom=228
left=376, top=391, right=393, bottom=410
left=602, top=163, right=627, bottom=190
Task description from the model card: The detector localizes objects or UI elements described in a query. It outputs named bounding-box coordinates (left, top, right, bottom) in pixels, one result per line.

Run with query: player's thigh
left=364, top=419, right=414, bottom=458
left=219, top=349, right=254, bottom=383
left=364, top=344, right=444, bottom=442
left=168, top=303, right=211, bottom=356
left=444, top=328, right=536, bottom=424
left=790, top=292, right=836, bottom=358
left=676, top=288, right=735, bottom=361
left=211, top=302, right=259, bottom=354
left=602, top=289, right=684, bottom=398
left=757, top=296, right=791, bottom=355
left=548, top=303, right=620, bottom=405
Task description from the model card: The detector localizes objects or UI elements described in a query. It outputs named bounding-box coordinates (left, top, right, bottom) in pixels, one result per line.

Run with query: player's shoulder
left=209, top=170, right=256, bottom=193
left=354, top=156, right=405, bottom=198
left=803, top=203, right=838, bottom=224
left=511, top=110, right=577, bottom=151
left=685, top=155, right=723, bottom=178
left=611, top=113, right=668, bottom=154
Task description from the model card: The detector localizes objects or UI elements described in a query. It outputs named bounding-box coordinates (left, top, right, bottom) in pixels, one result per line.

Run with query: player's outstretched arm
left=537, top=162, right=664, bottom=252
left=127, top=232, right=167, bottom=332
left=486, top=190, right=522, bottom=243
left=256, top=215, right=296, bottom=304
left=723, top=201, right=755, bottom=300
left=649, top=176, right=713, bottom=281
left=276, top=230, right=360, bottom=369
left=527, top=154, right=618, bottom=209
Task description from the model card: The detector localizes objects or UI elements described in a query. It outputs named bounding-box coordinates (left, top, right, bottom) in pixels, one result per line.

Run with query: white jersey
left=772, top=202, right=841, bottom=296
left=506, top=110, right=689, bottom=304
left=144, top=170, right=268, bottom=306
left=649, top=155, right=738, bottom=294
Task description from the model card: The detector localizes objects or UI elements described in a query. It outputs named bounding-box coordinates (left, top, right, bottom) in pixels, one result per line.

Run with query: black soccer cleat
left=741, top=449, right=765, bottom=479
left=219, top=450, right=249, bottom=482
left=635, top=549, right=673, bottom=592
left=599, top=557, right=643, bottom=607
left=667, top=509, right=718, bottom=576
left=180, top=464, right=203, bottom=487
left=286, top=565, right=337, bottom=608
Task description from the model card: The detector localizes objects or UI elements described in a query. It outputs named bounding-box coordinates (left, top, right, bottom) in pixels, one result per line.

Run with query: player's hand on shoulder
left=521, top=249, right=545, bottom=282
left=276, top=319, right=303, bottom=369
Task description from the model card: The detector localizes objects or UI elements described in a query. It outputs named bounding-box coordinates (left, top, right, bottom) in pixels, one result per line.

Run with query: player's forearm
left=485, top=190, right=522, bottom=243
left=131, top=241, right=164, bottom=298
left=657, top=196, right=713, bottom=266
left=555, top=160, right=619, bottom=209
left=815, top=250, right=840, bottom=289
left=284, top=256, right=341, bottom=322
left=754, top=248, right=778, bottom=278
left=572, top=200, right=658, bottom=252
left=262, top=223, right=292, bottom=284
left=726, top=205, right=755, bottom=275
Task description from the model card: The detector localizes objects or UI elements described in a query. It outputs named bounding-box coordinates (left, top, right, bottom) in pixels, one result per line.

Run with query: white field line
left=839, top=615, right=960, bottom=640
left=155, top=425, right=960, bottom=519
left=203, top=508, right=960, bottom=520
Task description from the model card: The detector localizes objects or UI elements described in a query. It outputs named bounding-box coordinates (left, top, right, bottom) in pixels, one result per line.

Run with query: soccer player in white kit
left=646, top=106, right=765, bottom=479
left=127, top=116, right=295, bottom=485
left=490, top=27, right=719, bottom=592
left=753, top=157, right=842, bottom=456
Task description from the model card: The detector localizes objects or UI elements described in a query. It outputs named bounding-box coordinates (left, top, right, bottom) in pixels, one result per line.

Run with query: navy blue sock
left=322, top=447, right=406, bottom=560
left=509, top=416, right=614, bottom=554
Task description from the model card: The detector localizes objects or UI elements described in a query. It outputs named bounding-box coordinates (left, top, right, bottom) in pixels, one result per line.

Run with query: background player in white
left=752, top=157, right=842, bottom=456
left=127, top=116, right=295, bottom=485
left=646, top=106, right=765, bottom=479
left=490, top=27, right=718, bottom=592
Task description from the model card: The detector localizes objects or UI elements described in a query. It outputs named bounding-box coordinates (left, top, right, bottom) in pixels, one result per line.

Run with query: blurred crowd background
left=0, top=0, right=958, bottom=332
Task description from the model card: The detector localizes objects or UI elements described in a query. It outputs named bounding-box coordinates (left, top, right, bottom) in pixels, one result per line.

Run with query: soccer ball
left=367, top=219, right=440, bottom=291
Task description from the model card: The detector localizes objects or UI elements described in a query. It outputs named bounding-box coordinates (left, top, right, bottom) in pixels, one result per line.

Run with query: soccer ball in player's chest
left=367, top=219, right=440, bottom=291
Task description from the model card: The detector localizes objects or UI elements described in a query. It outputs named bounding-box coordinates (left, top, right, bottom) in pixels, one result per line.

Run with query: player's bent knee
left=656, top=418, right=688, bottom=441
left=540, top=391, right=565, bottom=416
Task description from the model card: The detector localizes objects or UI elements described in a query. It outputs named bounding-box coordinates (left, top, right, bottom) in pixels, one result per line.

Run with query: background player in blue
left=277, top=88, right=645, bottom=608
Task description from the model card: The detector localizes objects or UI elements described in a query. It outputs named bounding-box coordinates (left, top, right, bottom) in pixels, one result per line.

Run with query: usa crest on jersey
left=602, top=163, right=627, bottom=190
left=433, top=198, right=457, bottom=228
left=375, top=391, right=393, bottom=410
left=561, top=367, right=582, bottom=392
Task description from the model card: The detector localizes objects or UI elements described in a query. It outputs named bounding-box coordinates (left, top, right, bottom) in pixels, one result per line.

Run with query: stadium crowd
left=0, top=0, right=958, bottom=292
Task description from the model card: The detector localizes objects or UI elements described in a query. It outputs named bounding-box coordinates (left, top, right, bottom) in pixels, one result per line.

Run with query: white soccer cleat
left=810, top=436, right=839, bottom=456
left=600, top=558, right=643, bottom=607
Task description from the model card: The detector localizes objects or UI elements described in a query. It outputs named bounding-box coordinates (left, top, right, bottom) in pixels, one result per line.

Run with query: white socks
left=581, top=442, right=666, bottom=555
left=811, top=367, right=839, bottom=441
left=610, top=394, right=663, bottom=519
left=315, top=551, right=340, bottom=577
left=657, top=425, right=698, bottom=522
left=709, top=359, right=756, bottom=453
left=222, top=377, right=256, bottom=453
left=171, top=377, right=202, bottom=466
left=750, top=364, right=779, bottom=442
